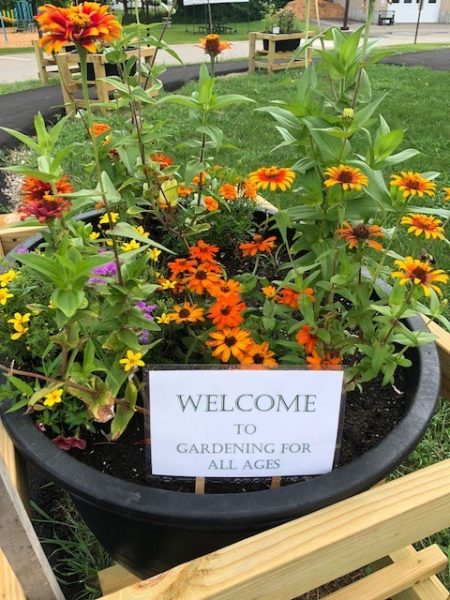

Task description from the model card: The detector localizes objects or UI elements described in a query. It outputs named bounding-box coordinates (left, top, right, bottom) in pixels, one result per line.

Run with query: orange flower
left=198, top=34, right=232, bottom=57
left=209, top=279, right=242, bottom=298
left=168, top=257, right=197, bottom=278
left=262, top=285, right=277, bottom=299
left=151, top=152, right=173, bottom=169
left=306, top=350, right=342, bottom=370
left=219, top=183, right=238, bottom=201
left=275, top=287, right=314, bottom=309
left=241, top=178, right=258, bottom=200
left=89, top=122, right=111, bottom=137
left=241, top=342, right=277, bottom=367
left=390, top=172, right=436, bottom=199
left=337, top=221, right=384, bottom=251
left=400, top=213, right=444, bottom=240
left=208, top=293, right=246, bottom=329
left=189, top=240, right=219, bottom=262
left=239, top=234, right=277, bottom=257
left=204, top=196, right=219, bottom=212
left=192, top=171, right=209, bottom=186
left=392, top=257, right=448, bottom=297
left=443, top=187, right=450, bottom=201
left=185, top=265, right=222, bottom=295
left=20, top=175, right=73, bottom=223
left=295, top=325, right=318, bottom=354
left=207, top=327, right=252, bottom=363
left=178, top=186, right=194, bottom=197
left=324, top=165, right=369, bottom=191
left=36, top=2, right=122, bottom=54
left=169, top=302, right=205, bottom=324
left=248, top=166, right=295, bottom=192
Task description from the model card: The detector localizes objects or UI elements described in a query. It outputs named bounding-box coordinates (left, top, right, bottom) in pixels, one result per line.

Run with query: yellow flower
left=121, top=239, right=141, bottom=252
left=442, top=187, right=450, bottom=201
left=159, top=279, right=177, bottom=290
left=400, top=213, right=444, bottom=240
left=390, top=172, right=436, bottom=199
left=148, top=248, right=161, bottom=262
left=133, top=225, right=149, bottom=238
left=43, top=388, right=63, bottom=407
left=0, top=288, right=14, bottom=306
left=262, top=285, right=277, bottom=299
left=99, top=212, right=119, bottom=225
left=119, top=350, right=145, bottom=372
left=8, top=312, right=31, bottom=340
left=156, top=312, right=172, bottom=324
left=0, top=269, right=18, bottom=287
left=248, top=166, right=295, bottom=192
left=324, top=165, right=369, bottom=191
left=392, top=257, right=448, bottom=297
left=90, top=231, right=100, bottom=240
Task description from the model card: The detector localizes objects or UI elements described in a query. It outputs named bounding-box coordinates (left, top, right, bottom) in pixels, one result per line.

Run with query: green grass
left=0, top=77, right=57, bottom=96
left=148, top=20, right=266, bottom=44
left=0, top=46, right=34, bottom=55
left=381, top=42, right=450, bottom=54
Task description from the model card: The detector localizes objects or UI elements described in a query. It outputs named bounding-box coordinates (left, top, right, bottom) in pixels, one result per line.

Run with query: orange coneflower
left=20, top=175, right=73, bottom=223
left=89, top=122, right=111, bottom=137
left=390, top=172, right=436, bottom=199
left=189, top=240, right=219, bottom=262
left=36, top=2, right=122, bottom=54
left=151, top=152, right=174, bottom=169
left=204, top=196, right=219, bottom=212
left=241, top=341, right=278, bottom=367
left=400, top=214, right=444, bottom=240
left=295, top=325, right=319, bottom=354
left=239, top=234, right=277, bottom=257
left=207, top=327, right=252, bottom=363
left=392, top=257, right=448, bottom=297
left=306, top=350, right=342, bottom=370
left=198, top=34, right=232, bottom=57
left=337, top=221, right=385, bottom=251
left=185, top=265, right=222, bottom=295
left=219, top=183, right=238, bottom=201
left=324, top=165, right=369, bottom=192
left=208, top=293, right=246, bottom=329
left=169, top=302, right=205, bottom=324
left=209, top=278, right=242, bottom=298
left=248, top=166, right=295, bottom=192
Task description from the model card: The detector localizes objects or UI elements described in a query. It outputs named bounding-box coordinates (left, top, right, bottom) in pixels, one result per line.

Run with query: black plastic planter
left=0, top=225, right=441, bottom=579
left=262, top=35, right=302, bottom=53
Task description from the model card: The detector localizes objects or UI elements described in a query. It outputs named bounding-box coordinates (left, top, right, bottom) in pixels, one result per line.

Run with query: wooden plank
left=427, top=320, right=450, bottom=401
left=322, top=545, right=447, bottom=600
left=99, top=459, right=450, bottom=600
left=390, top=546, right=450, bottom=600
left=98, top=564, right=140, bottom=596
left=0, top=456, right=65, bottom=600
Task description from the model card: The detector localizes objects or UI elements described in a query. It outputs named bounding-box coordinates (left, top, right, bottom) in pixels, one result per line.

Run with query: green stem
left=351, top=0, right=376, bottom=109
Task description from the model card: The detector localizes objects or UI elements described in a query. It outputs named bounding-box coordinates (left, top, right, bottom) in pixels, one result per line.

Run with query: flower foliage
left=1, top=15, right=450, bottom=447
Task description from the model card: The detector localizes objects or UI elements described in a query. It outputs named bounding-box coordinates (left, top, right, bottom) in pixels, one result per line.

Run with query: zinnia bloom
left=390, top=172, right=436, bottom=199
left=89, top=122, right=111, bottom=137
left=324, top=165, right=369, bottom=191
left=189, top=240, right=219, bottom=262
left=185, top=265, right=221, bottom=295
left=204, top=196, right=219, bottom=212
left=20, top=176, right=73, bottom=223
left=241, top=342, right=277, bottom=367
left=178, top=186, right=194, bottom=197
left=219, top=183, right=238, bottom=201
left=337, top=221, right=385, bottom=251
left=209, top=279, right=242, bottom=298
left=306, top=350, right=342, bottom=369
left=248, top=166, right=295, bottom=192
left=276, top=287, right=314, bottom=309
left=239, top=234, right=277, bottom=257
left=168, top=257, right=197, bottom=278
left=241, top=178, right=258, bottom=200
left=198, top=34, right=232, bottom=57
left=169, top=302, right=205, bottom=324
left=151, top=152, right=173, bottom=169
left=400, top=214, right=444, bottom=240
left=119, top=350, right=145, bottom=372
left=36, top=2, right=122, bottom=54
left=392, top=257, right=448, bottom=297
left=207, top=327, right=252, bottom=363
left=208, top=293, right=246, bottom=329
left=261, top=285, right=277, bottom=299
left=296, top=325, right=319, bottom=354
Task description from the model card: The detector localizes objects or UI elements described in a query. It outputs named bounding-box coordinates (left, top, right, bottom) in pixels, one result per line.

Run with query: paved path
left=382, top=48, right=450, bottom=70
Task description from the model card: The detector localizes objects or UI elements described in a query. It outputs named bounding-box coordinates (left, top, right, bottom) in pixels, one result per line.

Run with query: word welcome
left=177, top=393, right=316, bottom=413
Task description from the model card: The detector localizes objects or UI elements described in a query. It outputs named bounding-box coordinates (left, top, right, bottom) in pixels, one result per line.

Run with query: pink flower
left=52, top=435, right=87, bottom=451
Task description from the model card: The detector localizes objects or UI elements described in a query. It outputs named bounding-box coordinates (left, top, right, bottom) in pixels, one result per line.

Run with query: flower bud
left=342, top=108, right=354, bottom=121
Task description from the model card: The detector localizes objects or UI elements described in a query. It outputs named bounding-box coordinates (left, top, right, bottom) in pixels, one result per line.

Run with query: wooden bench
left=0, top=212, right=45, bottom=257
left=378, top=10, right=395, bottom=25
left=32, top=40, right=77, bottom=86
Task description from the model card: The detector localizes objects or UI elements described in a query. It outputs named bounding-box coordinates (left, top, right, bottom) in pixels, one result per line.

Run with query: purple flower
left=139, top=330, right=150, bottom=344
left=136, top=301, right=156, bottom=320
left=88, top=277, right=107, bottom=285
left=91, top=261, right=117, bottom=277
left=15, top=247, right=29, bottom=254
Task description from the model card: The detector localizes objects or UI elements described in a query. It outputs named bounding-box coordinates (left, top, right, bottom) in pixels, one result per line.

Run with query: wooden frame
left=0, top=213, right=45, bottom=257
left=248, top=32, right=313, bottom=75
left=55, top=47, right=156, bottom=116
left=32, top=40, right=77, bottom=86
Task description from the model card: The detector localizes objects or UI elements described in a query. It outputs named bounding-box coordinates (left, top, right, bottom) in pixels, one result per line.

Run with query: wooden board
left=427, top=320, right=450, bottom=401
left=99, top=459, right=450, bottom=600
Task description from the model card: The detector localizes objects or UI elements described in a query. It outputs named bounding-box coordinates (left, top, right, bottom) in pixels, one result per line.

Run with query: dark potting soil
left=70, top=368, right=407, bottom=494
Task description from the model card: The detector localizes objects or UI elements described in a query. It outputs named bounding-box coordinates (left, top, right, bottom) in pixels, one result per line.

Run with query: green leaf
left=52, top=289, right=86, bottom=317
left=101, top=172, right=121, bottom=204
left=8, top=376, right=34, bottom=396
left=0, top=127, right=40, bottom=153
left=110, top=381, right=137, bottom=441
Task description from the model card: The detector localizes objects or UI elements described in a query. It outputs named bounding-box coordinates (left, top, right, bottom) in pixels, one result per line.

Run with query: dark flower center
left=196, top=271, right=207, bottom=280
left=253, top=354, right=264, bottom=364
left=220, top=307, right=231, bottom=315
left=411, top=267, right=428, bottom=282
left=405, top=178, right=421, bottom=190
left=224, top=336, right=236, bottom=347
left=338, top=170, right=354, bottom=184
left=179, top=308, right=190, bottom=318
left=352, top=224, right=370, bottom=240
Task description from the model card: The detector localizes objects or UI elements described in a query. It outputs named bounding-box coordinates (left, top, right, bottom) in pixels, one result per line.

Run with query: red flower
left=295, top=325, right=318, bottom=354
left=20, top=176, right=73, bottom=223
left=151, top=152, right=174, bottom=169
left=189, top=240, right=220, bottom=262
left=52, top=435, right=87, bottom=451
left=239, top=234, right=277, bottom=257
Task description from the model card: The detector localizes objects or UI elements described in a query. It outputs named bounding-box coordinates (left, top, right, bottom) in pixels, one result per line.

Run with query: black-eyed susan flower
left=169, top=302, right=205, bottom=324
left=324, top=165, right=368, bottom=191
left=390, top=172, right=436, bottom=199
left=240, top=341, right=277, bottom=367
left=400, top=213, right=444, bottom=240
left=337, top=221, right=385, bottom=250
left=248, top=166, right=295, bottom=192
left=392, top=257, right=448, bottom=297
left=207, top=327, right=253, bottom=363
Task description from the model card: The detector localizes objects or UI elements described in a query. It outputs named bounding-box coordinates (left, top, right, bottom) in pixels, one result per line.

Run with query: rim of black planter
left=0, top=212, right=440, bottom=531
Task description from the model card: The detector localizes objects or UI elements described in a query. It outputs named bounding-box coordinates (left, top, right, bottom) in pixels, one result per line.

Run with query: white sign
left=149, top=368, right=344, bottom=478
